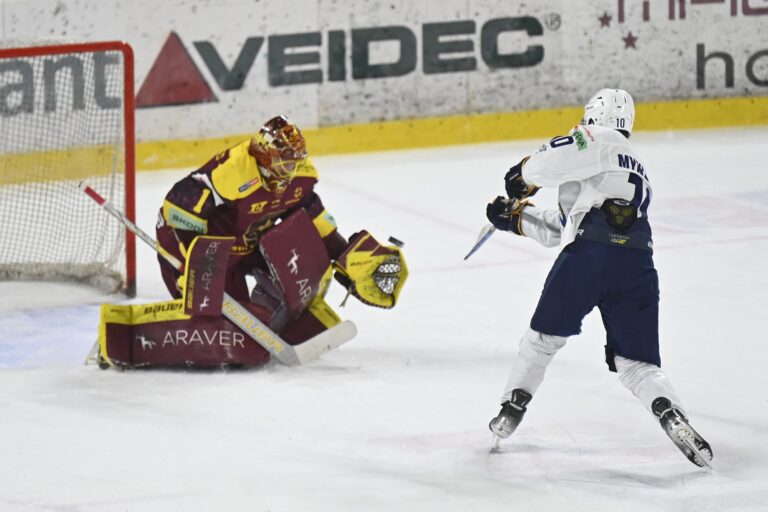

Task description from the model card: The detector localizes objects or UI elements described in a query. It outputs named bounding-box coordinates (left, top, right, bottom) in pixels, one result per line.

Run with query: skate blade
left=684, top=439, right=713, bottom=470
left=678, top=428, right=713, bottom=470
left=698, top=452, right=713, bottom=470
left=489, top=434, right=502, bottom=453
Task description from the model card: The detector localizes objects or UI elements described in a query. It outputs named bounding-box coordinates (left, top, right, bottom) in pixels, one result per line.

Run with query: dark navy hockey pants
left=530, top=238, right=661, bottom=368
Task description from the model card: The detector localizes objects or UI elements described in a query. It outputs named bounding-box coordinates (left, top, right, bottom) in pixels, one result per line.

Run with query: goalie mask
left=581, top=89, right=635, bottom=135
left=334, top=231, right=409, bottom=309
left=251, top=115, right=307, bottom=196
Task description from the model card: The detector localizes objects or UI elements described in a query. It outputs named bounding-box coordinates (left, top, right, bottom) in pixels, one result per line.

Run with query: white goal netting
left=0, top=41, right=135, bottom=295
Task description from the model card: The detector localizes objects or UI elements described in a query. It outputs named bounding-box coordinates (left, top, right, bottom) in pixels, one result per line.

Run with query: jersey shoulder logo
left=573, top=130, right=588, bottom=151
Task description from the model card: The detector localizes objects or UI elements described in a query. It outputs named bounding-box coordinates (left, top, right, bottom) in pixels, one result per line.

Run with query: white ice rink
left=1, top=127, right=767, bottom=512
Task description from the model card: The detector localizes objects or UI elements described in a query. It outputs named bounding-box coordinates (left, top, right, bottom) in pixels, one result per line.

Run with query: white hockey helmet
left=581, top=89, right=635, bottom=135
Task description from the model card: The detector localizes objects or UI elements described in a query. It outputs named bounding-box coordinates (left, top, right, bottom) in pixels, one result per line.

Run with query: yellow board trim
left=0, top=144, right=123, bottom=186
left=134, top=95, right=768, bottom=171
left=2, top=96, right=765, bottom=182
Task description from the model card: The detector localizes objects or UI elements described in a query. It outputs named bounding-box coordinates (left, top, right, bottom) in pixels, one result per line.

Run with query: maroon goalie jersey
left=156, top=138, right=345, bottom=300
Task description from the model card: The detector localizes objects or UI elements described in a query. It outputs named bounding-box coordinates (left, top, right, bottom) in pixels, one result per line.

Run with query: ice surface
left=1, top=127, right=767, bottom=511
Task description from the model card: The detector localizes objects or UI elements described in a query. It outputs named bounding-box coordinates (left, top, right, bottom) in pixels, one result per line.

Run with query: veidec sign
left=137, top=17, right=545, bottom=108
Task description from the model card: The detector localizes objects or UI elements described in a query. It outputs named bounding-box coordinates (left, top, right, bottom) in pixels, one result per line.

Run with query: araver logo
left=137, top=334, right=156, bottom=351
left=137, top=16, right=546, bottom=108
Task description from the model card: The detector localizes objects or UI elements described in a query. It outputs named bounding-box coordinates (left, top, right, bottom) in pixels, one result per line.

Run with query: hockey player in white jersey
left=485, top=89, right=713, bottom=468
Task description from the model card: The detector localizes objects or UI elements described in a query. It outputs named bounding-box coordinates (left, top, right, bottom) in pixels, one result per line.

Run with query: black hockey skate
left=652, top=397, right=713, bottom=468
left=489, top=389, right=532, bottom=451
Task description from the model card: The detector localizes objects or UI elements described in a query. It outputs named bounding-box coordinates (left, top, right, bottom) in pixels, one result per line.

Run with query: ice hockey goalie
left=94, top=116, right=408, bottom=369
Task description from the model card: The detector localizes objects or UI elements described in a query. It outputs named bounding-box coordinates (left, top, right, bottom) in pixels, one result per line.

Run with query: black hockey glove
left=504, top=157, right=539, bottom=200
left=486, top=196, right=528, bottom=236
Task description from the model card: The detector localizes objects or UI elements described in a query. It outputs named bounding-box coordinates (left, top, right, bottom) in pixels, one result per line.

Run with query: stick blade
left=464, top=224, right=496, bottom=260
left=293, top=320, right=358, bottom=364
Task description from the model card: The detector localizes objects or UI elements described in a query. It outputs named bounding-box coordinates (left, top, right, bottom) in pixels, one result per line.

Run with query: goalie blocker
left=96, top=209, right=408, bottom=368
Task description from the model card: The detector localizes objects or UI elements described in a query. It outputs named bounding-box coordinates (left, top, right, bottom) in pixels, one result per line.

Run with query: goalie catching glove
left=334, top=231, right=408, bottom=309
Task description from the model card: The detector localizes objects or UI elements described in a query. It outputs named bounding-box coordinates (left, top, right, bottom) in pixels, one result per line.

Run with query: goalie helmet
left=581, top=89, right=635, bottom=135
left=251, top=115, right=307, bottom=196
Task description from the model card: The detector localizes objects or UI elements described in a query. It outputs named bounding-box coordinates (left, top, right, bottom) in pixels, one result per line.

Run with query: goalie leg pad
left=182, top=235, right=235, bottom=317
left=98, top=300, right=272, bottom=369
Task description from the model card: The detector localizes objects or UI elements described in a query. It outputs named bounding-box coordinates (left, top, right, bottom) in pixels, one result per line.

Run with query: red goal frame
left=0, top=41, right=137, bottom=296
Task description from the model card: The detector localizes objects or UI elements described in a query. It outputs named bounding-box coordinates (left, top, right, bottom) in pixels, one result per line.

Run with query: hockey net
left=0, top=41, right=136, bottom=296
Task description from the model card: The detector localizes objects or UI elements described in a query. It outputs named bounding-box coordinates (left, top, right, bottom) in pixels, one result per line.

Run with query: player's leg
left=490, top=328, right=567, bottom=439
left=614, top=355, right=682, bottom=415
left=491, top=240, right=603, bottom=441
left=601, top=248, right=712, bottom=467
left=499, top=328, right=569, bottom=402
left=614, top=355, right=712, bottom=467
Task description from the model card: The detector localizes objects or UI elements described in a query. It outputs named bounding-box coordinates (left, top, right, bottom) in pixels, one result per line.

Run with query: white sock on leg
left=615, top=355, right=685, bottom=416
left=500, top=328, right=567, bottom=403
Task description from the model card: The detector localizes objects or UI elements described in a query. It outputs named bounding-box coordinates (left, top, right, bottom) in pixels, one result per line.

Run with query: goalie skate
left=83, top=340, right=110, bottom=370
left=653, top=397, right=713, bottom=469
left=488, top=389, right=532, bottom=451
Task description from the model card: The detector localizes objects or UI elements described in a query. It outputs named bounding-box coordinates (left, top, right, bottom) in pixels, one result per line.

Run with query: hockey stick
left=78, top=182, right=357, bottom=366
left=464, top=224, right=496, bottom=260
left=465, top=194, right=531, bottom=260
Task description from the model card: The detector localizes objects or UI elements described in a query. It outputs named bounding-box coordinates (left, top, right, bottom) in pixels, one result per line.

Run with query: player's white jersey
left=519, top=125, right=652, bottom=248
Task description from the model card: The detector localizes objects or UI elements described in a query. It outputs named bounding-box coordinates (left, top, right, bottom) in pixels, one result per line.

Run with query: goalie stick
left=78, top=182, right=357, bottom=366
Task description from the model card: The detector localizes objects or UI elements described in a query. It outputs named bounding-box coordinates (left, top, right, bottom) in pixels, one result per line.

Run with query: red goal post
left=0, top=40, right=136, bottom=296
